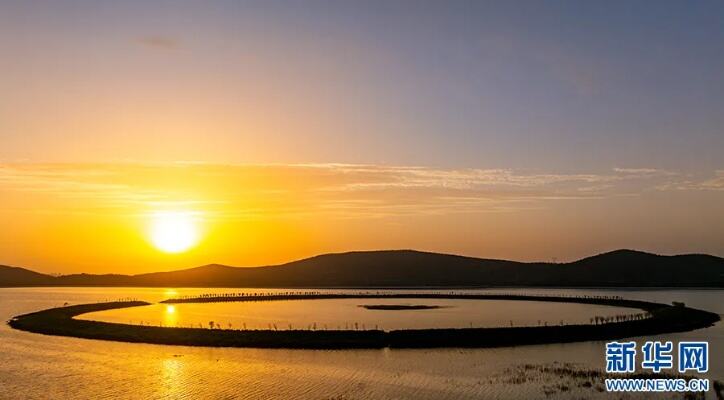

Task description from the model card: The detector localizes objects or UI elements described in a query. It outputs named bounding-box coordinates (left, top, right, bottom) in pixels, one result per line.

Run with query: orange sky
left=1, top=163, right=721, bottom=274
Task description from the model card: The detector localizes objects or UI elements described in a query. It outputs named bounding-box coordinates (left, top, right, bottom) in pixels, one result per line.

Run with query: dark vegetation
left=8, top=294, right=720, bottom=349
left=2, top=249, right=723, bottom=287
left=500, top=362, right=718, bottom=398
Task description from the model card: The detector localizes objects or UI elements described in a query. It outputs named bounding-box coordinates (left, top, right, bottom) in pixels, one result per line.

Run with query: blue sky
left=1, top=0, right=722, bottom=172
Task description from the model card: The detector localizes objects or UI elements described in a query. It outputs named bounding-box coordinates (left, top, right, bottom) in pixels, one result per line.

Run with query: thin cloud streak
left=137, top=35, right=180, bottom=50
left=0, top=163, right=717, bottom=220
left=655, top=170, right=724, bottom=192
left=0, top=163, right=724, bottom=219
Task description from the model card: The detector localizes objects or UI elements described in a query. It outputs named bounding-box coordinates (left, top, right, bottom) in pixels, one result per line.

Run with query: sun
left=149, top=211, right=199, bottom=253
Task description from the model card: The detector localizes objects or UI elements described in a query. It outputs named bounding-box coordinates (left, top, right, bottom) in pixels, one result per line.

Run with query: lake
left=1, top=287, right=721, bottom=399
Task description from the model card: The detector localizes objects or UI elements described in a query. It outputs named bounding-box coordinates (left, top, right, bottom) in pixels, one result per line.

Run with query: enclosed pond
left=76, top=297, right=638, bottom=330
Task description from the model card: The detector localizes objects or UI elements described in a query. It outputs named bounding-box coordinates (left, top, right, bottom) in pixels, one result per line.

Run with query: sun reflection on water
left=164, top=305, right=177, bottom=327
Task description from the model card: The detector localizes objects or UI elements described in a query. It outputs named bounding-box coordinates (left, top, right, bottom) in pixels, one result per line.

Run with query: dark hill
left=566, top=249, right=724, bottom=287
left=1, top=249, right=722, bottom=288
left=0, top=265, right=53, bottom=286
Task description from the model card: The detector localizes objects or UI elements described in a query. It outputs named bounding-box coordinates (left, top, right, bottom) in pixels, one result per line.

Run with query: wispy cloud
left=137, top=35, right=180, bottom=50
left=612, top=167, right=676, bottom=176
left=655, top=170, right=724, bottom=191
left=0, top=163, right=717, bottom=219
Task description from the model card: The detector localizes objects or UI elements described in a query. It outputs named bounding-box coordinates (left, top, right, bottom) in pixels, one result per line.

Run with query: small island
left=359, top=304, right=445, bottom=310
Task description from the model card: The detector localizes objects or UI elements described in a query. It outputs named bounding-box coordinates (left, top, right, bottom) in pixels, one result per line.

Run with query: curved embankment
left=7, top=295, right=720, bottom=349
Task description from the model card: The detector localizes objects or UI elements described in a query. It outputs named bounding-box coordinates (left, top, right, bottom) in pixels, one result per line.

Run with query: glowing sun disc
left=150, top=211, right=199, bottom=253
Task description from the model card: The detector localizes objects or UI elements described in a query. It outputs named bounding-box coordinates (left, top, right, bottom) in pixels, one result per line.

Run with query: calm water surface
left=1, top=287, right=721, bottom=399
left=77, top=298, right=637, bottom=330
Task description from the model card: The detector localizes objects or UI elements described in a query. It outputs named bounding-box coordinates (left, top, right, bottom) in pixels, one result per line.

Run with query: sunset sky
left=1, top=1, right=723, bottom=274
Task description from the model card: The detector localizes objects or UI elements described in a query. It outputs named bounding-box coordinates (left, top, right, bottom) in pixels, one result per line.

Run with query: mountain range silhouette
left=1, top=249, right=722, bottom=288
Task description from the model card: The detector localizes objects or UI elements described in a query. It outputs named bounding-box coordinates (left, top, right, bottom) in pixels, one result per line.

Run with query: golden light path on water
left=164, top=305, right=177, bottom=327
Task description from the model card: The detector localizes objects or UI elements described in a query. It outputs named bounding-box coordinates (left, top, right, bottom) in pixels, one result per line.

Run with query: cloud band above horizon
left=0, top=162, right=721, bottom=274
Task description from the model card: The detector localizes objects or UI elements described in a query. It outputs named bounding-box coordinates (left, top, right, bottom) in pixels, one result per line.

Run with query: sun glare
left=150, top=211, right=199, bottom=253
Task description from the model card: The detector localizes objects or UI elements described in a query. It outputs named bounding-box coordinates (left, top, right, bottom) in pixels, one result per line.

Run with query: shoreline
left=7, top=294, right=720, bottom=349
